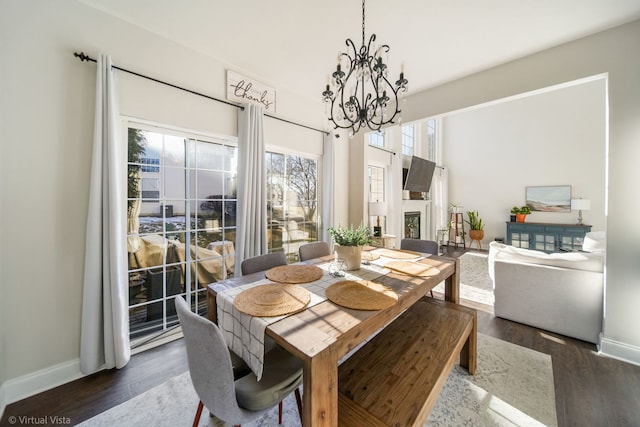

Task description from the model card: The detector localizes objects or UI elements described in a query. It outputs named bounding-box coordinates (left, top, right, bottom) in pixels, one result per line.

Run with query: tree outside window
left=266, top=152, right=319, bottom=261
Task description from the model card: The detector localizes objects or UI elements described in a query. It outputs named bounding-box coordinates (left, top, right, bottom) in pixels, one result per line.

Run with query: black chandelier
left=322, top=0, right=408, bottom=135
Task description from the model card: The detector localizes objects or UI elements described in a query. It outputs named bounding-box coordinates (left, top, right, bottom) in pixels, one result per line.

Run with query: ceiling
left=80, top=0, right=640, bottom=104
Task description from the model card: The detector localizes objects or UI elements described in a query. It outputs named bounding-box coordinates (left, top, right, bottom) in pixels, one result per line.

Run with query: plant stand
left=468, top=230, right=484, bottom=250
left=449, top=213, right=466, bottom=249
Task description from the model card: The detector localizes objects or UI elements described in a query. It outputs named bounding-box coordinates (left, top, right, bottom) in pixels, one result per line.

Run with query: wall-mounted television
left=403, top=155, right=436, bottom=193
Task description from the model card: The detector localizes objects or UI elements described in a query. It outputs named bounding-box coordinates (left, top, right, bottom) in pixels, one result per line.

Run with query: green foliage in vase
left=327, top=223, right=372, bottom=246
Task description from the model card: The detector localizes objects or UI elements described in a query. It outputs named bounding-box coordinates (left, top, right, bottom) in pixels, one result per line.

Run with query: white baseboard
left=599, top=337, right=640, bottom=366
left=1, top=358, right=86, bottom=409
left=1, top=333, right=184, bottom=418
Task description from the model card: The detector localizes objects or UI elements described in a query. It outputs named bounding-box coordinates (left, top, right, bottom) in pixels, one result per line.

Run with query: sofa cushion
left=488, top=241, right=604, bottom=281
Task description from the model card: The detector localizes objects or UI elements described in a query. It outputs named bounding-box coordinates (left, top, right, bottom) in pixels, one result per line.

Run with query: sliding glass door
left=126, top=122, right=237, bottom=340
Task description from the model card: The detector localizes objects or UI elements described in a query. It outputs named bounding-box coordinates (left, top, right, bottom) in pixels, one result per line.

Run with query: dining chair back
left=400, top=238, right=438, bottom=298
left=175, top=296, right=303, bottom=426
left=298, top=241, right=331, bottom=261
left=240, top=252, right=287, bottom=275
left=400, top=238, right=438, bottom=255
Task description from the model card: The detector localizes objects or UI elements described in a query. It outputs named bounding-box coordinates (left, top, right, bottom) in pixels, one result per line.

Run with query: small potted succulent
left=511, top=205, right=531, bottom=222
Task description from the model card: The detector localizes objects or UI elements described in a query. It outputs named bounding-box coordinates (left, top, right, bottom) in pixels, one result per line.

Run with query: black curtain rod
left=73, top=52, right=328, bottom=135
left=74, top=52, right=240, bottom=109
left=370, top=144, right=396, bottom=156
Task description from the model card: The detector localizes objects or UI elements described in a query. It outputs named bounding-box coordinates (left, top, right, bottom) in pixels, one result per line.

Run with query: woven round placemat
left=265, top=264, right=324, bottom=284
left=376, top=248, right=421, bottom=259
left=385, top=260, right=441, bottom=277
left=361, top=251, right=381, bottom=262
left=233, top=284, right=311, bottom=317
left=326, top=280, right=398, bottom=310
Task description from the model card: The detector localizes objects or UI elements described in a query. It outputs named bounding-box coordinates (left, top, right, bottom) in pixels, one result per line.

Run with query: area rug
left=433, top=251, right=494, bottom=306
left=78, top=334, right=557, bottom=427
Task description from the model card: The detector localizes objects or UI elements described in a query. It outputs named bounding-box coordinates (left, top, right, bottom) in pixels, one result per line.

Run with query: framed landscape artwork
left=526, top=185, right=571, bottom=212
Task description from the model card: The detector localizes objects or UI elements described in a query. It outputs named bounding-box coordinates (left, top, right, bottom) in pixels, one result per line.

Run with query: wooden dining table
left=207, top=251, right=474, bottom=427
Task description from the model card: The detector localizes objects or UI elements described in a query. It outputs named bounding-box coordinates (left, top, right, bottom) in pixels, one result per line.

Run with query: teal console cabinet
left=505, top=222, right=592, bottom=253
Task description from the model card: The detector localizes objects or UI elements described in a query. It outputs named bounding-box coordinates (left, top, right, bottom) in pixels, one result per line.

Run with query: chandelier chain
left=361, top=0, right=365, bottom=47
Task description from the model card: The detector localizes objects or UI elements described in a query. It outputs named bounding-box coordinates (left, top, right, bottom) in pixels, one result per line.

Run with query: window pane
left=368, top=165, right=386, bottom=234
left=266, top=152, right=318, bottom=261
left=164, top=167, right=185, bottom=199
left=197, top=197, right=222, bottom=223
left=369, top=165, right=384, bottom=202
left=164, top=135, right=186, bottom=168
left=368, top=131, right=384, bottom=147
left=223, top=201, right=237, bottom=227
left=196, top=170, right=224, bottom=197
left=425, top=119, right=436, bottom=161
left=402, top=125, right=414, bottom=156
left=195, top=139, right=225, bottom=170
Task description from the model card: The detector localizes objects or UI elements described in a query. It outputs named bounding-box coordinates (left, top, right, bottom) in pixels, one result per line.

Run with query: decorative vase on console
left=510, top=206, right=519, bottom=222
left=327, top=223, right=372, bottom=271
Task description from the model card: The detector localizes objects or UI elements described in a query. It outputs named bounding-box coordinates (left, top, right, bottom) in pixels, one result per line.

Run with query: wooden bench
left=337, top=298, right=477, bottom=426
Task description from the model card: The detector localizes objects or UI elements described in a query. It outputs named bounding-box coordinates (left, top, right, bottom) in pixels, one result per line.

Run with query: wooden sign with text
left=226, top=70, right=276, bottom=112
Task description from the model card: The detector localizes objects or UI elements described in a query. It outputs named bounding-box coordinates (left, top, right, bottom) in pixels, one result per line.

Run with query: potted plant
left=327, top=223, right=372, bottom=270
left=513, top=205, right=531, bottom=222
left=465, top=210, right=485, bottom=243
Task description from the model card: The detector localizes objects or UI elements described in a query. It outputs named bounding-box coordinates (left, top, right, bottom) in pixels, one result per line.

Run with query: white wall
left=0, top=0, right=326, bottom=406
left=443, top=78, right=606, bottom=244
left=403, top=20, right=640, bottom=365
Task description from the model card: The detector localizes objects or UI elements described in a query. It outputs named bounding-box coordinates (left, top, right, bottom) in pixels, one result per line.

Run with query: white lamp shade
left=368, top=201, right=388, bottom=216
left=571, top=199, right=591, bottom=211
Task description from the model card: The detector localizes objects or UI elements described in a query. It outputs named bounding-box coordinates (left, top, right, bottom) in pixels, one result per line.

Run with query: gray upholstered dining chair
left=400, top=238, right=438, bottom=298
left=298, top=241, right=331, bottom=261
left=175, top=296, right=303, bottom=427
left=400, top=238, right=439, bottom=255
left=240, top=252, right=287, bottom=275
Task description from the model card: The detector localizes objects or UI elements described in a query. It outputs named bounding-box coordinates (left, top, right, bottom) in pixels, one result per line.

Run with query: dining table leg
left=302, top=347, right=338, bottom=427
left=444, top=257, right=460, bottom=303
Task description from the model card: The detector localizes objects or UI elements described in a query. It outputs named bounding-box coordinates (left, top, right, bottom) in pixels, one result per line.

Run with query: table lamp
left=571, top=198, right=591, bottom=225
left=369, top=201, right=387, bottom=237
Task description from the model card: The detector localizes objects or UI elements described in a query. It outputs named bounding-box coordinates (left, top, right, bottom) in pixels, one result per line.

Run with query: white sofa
left=488, top=233, right=605, bottom=344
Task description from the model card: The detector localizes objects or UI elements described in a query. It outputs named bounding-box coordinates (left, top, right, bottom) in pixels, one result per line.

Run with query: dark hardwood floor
left=3, top=263, right=640, bottom=426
